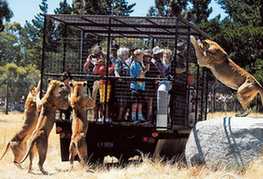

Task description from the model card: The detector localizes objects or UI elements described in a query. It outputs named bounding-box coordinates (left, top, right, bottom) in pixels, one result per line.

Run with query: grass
left=0, top=112, right=263, bottom=178
left=207, top=111, right=263, bottom=119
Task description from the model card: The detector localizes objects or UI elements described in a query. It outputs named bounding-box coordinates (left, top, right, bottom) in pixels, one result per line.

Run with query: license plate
left=97, top=141, right=114, bottom=148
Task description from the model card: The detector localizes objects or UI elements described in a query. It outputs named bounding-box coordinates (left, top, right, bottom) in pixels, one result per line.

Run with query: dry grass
left=207, top=111, right=263, bottom=120
left=0, top=112, right=263, bottom=178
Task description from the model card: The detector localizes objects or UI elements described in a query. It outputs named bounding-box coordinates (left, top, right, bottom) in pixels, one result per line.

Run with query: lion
left=68, top=81, right=99, bottom=170
left=16, top=78, right=69, bottom=174
left=190, top=35, right=263, bottom=117
left=0, top=83, right=40, bottom=168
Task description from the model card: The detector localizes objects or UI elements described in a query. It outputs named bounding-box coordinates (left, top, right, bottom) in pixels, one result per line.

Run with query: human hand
left=96, top=59, right=104, bottom=64
left=146, top=64, right=150, bottom=71
left=88, top=54, right=93, bottom=61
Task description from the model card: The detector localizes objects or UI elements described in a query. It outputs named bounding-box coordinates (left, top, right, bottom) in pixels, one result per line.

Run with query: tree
left=0, top=23, right=21, bottom=66
left=54, top=0, right=72, bottom=14
left=218, top=0, right=262, bottom=26
left=72, top=0, right=135, bottom=15
left=0, top=63, right=40, bottom=104
left=147, top=6, right=158, bottom=17
left=186, top=0, right=212, bottom=24
left=23, top=0, right=56, bottom=69
left=0, top=0, right=13, bottom=31
left=214, top=0, right=263, bottom=78
left=147, top=0, right=188, bottom=17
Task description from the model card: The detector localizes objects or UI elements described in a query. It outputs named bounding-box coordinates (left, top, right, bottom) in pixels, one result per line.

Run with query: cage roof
left=44, top=14, right=211, bottom=39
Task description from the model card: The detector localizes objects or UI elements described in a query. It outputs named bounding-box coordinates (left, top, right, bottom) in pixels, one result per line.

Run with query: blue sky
left=8, top=0, right=227, bottom=26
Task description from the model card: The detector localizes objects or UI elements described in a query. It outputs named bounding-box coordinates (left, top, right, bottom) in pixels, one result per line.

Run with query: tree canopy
left=1, top=0, right=263, bottom=105
left=72, top=0, right=135, bottom=15
left=147, top=0, right=263, bottom=82
left=0, top=0, right=13, bottom=31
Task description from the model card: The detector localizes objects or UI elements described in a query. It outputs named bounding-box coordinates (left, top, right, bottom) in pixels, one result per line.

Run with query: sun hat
left=152, top=46, right=164, bottom=55
left=143, top=49, right=152, bottom=57
left=134, top=49, right=143, bottom=57
left=177, top=42, right=187, bottom=54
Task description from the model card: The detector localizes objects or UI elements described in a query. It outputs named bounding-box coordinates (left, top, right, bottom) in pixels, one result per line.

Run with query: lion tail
left=15, top=131, right=42, bottom=164
left=259, top=87, right=263, bottom=106
left=0, top=142, right=10, bottom=160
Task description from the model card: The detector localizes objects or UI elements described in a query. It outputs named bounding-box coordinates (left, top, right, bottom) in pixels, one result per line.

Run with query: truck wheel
left=118, top=154, right=130, bottom=165
left=60, top=138, right=70, bottom=161
left=153, top=138, right=188, bottom=161
left=88, top=153, right=104, bottom=165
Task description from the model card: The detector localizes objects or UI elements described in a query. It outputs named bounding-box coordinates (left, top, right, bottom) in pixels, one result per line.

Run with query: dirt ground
left=0, top=112, right=263, bottom=179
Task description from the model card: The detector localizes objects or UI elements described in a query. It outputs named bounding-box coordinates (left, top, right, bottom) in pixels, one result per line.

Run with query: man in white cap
left=152, top=46, right=165, bottom=78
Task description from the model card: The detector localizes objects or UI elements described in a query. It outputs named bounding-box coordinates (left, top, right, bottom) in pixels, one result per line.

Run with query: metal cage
left=41, top=14, right=210, bottom=130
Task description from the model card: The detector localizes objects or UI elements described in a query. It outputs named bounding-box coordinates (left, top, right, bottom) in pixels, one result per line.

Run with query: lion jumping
left=16, top=78, right=69, bottom=174
left=68, top=81, right=99, bottom=170
left=0, top=83, right=40, bottom=168
left=190, top=35, right=263, bottom=117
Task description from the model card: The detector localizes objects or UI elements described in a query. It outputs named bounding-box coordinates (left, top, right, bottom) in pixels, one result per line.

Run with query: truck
left=40, top=14, right=210, bottom=163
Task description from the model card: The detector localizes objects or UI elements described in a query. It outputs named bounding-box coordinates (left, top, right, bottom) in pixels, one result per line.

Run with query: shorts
left=99, top=83, right=111, bottom=103
left=131, top=89, right=145, bottom=103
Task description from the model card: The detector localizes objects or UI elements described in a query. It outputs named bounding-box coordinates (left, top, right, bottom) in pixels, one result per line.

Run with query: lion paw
left=190, top=35, right=196, bottom=43
left=93, top=81, right=100, bottom=90
left=235, top=108, right=251, bottom=117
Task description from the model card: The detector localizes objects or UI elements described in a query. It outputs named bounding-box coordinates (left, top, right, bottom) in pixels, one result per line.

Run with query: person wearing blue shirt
left=130, top=49, right=150, bottom=123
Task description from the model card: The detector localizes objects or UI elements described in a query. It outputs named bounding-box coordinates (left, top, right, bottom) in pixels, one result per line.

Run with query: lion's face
left=69, top=81, right=87, bottom=108
left=196, top=39, right=213, bottom=52
left=198, top=39, right=228, bottom=60
left=44, top=79, right=69, bottom=110
left=70, top=81, right=87, bottom=96
left=24, top=86, right=38, bottom=110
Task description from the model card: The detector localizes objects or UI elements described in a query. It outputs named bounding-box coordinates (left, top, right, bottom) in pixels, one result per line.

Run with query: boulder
left=185, top=117, right=263, bottom=169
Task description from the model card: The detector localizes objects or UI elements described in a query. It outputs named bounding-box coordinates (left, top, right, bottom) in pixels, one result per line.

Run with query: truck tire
left=60, top=138, right=70, bottom=161
left=153, top=138, right=188, bottom=161
left=88, top=153, right=104, bottom=165
left=118, top=154, right=130, bottom=165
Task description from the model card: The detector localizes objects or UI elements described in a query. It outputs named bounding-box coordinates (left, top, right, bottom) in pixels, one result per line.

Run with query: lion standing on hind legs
left=68, top=81, right=99, bottom=171
left=190, top=35, right=263, bottom=117
left=0, top=83, right=40, bottom=168
left=16, top=78, right=69, bottom=175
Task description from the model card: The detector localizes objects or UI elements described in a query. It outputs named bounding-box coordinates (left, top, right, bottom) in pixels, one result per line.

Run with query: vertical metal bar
left=80, top=30, right=83, bottom=72
left=170, top=17, right=179, bottom=128
left=200, top=68, right=205, bottom=120
left=5, top=81, right=8, bottom=115
left=151, top=38, right=155, bottom=48
left=62, top=24, right=67, bottom=72
left=40, top=15, right=47, bottom=99
left=104, top=16, right=112, bottom=121
left=204, top=69, right=209, bottom=121
left=184, top=27, right=191, bottom=126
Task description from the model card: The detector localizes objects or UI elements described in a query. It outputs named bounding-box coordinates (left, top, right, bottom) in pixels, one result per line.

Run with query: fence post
left=5, top=81, right=8, bottom=115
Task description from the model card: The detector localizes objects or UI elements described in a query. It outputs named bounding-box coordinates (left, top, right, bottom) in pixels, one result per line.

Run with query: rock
left=185, top=117, right=263, bottom=169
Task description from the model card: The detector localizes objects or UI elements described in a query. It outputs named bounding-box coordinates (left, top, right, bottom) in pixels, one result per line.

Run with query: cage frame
left=41, top=14, right=210, bottom=129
